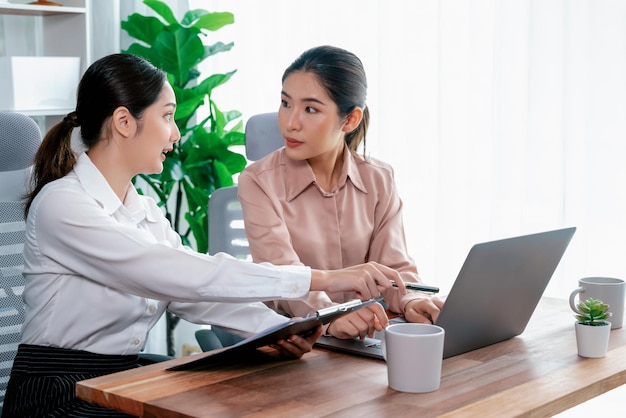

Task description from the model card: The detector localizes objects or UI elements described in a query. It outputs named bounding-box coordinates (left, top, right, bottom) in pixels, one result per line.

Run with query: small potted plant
left=572, top=297, right=611, bottom=358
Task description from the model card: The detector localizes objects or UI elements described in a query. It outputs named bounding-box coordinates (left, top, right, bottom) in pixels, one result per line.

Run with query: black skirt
left=2, top=344, right=139, bottom=418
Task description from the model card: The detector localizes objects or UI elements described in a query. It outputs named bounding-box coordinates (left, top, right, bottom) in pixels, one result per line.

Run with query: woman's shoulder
left=29, top=175, right=93, bottom=222
left=242, top=148, right=286, bottom=177
left=36, top=174, right=82, bottom=200
left=349, top=154, right=401, bottom=202
left=352, top=153, right=395, bottom=180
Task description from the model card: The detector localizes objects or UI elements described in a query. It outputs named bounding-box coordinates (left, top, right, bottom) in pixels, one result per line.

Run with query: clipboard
left=168, top=297, right=382, bottom=371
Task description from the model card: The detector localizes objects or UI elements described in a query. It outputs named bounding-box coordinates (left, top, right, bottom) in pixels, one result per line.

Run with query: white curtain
left=191, top=0, right=626, bottom=298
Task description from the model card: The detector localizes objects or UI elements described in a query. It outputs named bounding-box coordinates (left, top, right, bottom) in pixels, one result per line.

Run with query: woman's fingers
left=363, top=262, right=407, bottom=297
left=310, top=263, right=406, bottom=301
left=273, top=325, right=323, bottom=358
left=328, top=303, right=388, bottom=339
left=404, top=297, right=444, bottom=324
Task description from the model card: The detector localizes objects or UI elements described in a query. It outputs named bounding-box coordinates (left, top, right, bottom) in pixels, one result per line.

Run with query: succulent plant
left=575, top=298, right=611, bottom=326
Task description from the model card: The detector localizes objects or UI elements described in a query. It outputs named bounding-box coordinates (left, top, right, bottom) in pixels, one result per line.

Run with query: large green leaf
left=193, top=71, right=237, bottom=97
left=223, top=130, right=245, bottom=147
left=152, top=28, right=204, bottom=86
left=181, top=179, right=209, bottom=252
left=188, top=130, right=222, bottom=157
left=215, top=148, right=247, bottom=174
left=223, top=112, right=243, bottom=129
left=212, top=160, right=237, bottom=187
left=145, top=0, right=178, bottom=25
left=184, top=211, right=208, bottom=253
left=174, top=86, right=206, bottom=121
left=208, top=101, right=227, bottom=136
left=121, top=14, right=164, bottom=45
left=187, top=163, right=218, bottom=193
left=193, top=12, right=234, bottom=31
left=178, top=129, right=204, bottom=157
left=183, top=180, right=211, bottom=211
left=181, top=9, right=210, bottom=26
left=161, top=153, right=184, bottom=182
left=205, top=41, right=234, bottom=58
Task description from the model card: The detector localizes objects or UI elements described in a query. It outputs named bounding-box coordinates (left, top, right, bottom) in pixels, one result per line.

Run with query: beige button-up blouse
left=238, top=145, right=422, bottom=319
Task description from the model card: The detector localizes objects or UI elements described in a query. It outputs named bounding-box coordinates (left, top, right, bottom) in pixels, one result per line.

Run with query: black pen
left=391, top=281, right=439, bottom=294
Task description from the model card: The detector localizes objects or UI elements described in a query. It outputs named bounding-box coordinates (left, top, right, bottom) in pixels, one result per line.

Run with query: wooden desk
left=77, top=298, right=626, bottom=417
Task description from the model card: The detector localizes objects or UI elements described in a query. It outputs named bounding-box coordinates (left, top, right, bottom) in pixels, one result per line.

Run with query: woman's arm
left=366, top=167, right=433, bottom=314
left=30, top=185, right=304, bottom=303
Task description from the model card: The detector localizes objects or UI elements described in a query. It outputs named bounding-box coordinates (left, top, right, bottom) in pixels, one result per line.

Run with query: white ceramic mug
left=569, top=277, right=625, bottom=329
left=383, top=323, right=445, bottom=393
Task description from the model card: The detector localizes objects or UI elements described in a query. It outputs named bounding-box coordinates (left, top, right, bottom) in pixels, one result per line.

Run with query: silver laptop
left=315, top=227, right=576, bottom=359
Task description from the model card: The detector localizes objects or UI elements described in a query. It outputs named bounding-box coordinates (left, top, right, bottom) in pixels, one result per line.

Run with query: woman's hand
left=269, top=325, right=323, bottom=359
left=327, top=302, right=389, bottom=340
left=403, top=297, right=444, bottom=324
left=310, top=262, right=407, bottom=301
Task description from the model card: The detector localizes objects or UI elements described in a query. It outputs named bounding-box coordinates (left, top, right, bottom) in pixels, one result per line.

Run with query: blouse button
left=133, top=339, right=141, bottom=345
left=148, top=305, right=156, bottom=314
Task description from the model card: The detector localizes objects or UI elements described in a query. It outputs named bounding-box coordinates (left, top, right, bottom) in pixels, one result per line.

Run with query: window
left=194, top=0, right=626, bottom=296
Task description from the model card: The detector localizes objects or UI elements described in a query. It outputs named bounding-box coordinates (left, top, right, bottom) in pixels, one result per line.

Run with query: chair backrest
left=0, top=112, right=41, bottom=410
left=208, top=185, right=248, bottom=258
left=243, top=112, right=283, bottom=161
left=207, top=112, right=281, bottom=258
left=204, top=113, right=282, bottom=350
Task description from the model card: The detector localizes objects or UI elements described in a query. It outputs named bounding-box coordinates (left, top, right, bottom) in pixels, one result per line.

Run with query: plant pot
left=574, top=321, right=611, bottom=358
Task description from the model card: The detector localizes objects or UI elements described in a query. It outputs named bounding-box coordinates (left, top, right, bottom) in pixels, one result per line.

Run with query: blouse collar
left=73, top=153, right=157, bottom=222
left=282, top=143, right=368, bottom=201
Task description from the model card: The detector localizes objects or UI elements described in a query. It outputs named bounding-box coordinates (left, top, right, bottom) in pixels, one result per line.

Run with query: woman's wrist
left=309, top=269, right=329, bottom=291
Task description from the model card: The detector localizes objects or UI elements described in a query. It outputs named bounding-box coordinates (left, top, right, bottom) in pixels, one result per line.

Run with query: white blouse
left=20, top=153, right=311, bottom=355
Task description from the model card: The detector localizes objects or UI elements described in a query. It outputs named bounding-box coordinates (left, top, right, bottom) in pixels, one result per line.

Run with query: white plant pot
left=575, top=321, right=611, bottom=358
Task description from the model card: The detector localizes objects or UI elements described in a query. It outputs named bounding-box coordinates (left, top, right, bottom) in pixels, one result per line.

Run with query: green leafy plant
left=121, top=0, right=247, bottom=356
left=121, top=0, right=246, bottom=254
left=575, top=298, right=611, bottom=326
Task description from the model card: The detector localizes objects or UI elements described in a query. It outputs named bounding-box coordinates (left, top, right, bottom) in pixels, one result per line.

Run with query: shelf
left=0, top=3, right=85, bottom=16
left=0, top=0, right=89, bottom=128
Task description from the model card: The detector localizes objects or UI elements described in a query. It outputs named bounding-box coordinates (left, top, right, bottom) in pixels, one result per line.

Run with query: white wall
left=194, top=0, right=626, bottom=299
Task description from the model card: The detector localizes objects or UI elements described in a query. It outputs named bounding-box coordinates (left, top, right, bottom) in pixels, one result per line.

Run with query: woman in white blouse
left=2, top=53, right=403, bottom=417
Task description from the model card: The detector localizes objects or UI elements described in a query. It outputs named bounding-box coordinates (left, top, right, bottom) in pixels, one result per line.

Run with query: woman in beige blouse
left=238, top=45, right=443, bottom=340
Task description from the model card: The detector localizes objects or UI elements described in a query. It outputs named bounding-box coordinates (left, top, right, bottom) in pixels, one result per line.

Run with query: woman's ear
left=111, top=106, right=135, bottom=138
left=342, top=107, right=364, bottom=133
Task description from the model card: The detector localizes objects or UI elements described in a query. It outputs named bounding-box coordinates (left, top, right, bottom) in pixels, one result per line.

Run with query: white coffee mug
left=383, top=323, right=445, bottom=393
left=569, top=277, right=625, bottom=329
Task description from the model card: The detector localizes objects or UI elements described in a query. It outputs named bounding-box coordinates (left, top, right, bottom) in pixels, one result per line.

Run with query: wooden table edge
left=438, top=344, right=626, bottom=417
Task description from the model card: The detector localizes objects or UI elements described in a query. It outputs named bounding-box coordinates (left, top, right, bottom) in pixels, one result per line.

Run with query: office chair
left=200, top=112, right=282, bottom=351
left=208, top=112, right=282, bottom=257
left=0, top=112, right=41, bottom=412
left=194, top=326, right=247, bottom=352
left=243, top=112, right=283, bottom=161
